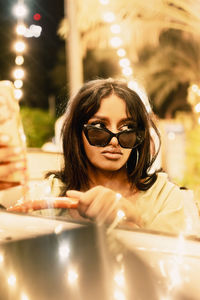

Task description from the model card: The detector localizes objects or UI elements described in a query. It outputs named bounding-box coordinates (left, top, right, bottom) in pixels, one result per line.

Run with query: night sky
left=0, top=0, right=65, bottom=108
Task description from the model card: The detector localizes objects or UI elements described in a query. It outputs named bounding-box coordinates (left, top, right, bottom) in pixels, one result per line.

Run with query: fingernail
left=0, top=135, right=10, bottom=143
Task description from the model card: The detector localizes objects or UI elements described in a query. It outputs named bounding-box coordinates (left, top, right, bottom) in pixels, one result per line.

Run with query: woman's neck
left=87, top=166, right=134, bottom=197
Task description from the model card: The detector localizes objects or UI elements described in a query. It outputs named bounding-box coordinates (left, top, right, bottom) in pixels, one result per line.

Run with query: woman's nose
left=109, top=136, right=119, bottom=146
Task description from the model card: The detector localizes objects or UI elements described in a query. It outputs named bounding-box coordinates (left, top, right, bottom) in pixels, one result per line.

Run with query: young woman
left=9, top=78, right=199, bottom=234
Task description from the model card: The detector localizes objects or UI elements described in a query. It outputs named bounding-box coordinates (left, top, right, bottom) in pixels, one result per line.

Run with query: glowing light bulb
left=0, top=254, right=4, bottom=263
left=21, top=293, right=29, bottom=300
left=14, top=89, right=23, bottom=100
left=128, top=80, right=138, bottom=90
left=14, top=41, right=26, bottom=53
left=67, top=268, right=78, bottom=284
left=122, top=67, right=132, bottom=76
left=102, top=11, right=115, bottom=23
left=7, top=274, right=16, bottom=286
left=117, top=48, right=126, bottom=57
left=59, top=244, right=70, bottom=259
left=14, top=79, right=23, bottom=89
left=30, top=25, right=42, bottom=37
left=110, top=24, right=121, bottom=34
left=114, top=289, right=126, bottom=300
left=15, top=55, right=24, bottom=65
left=119, top=58, right=130, bottom=68
left=13, top=68, right=24, bottom=79
left=16, top=24, right=26, bottom=35
left=99, top=0, right=109, bottom=4
left=110, top=37, right=122, bottom=48
left=194, top=103, right=200, bottom=113
left=114, top=271, right=125, bottom=287
left=13, top=3, right=28, bottom=18
left=191, top=84, right=198, bottom=93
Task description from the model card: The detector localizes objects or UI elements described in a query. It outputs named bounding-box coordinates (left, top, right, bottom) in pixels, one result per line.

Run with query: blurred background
left=0, top=0, right=200, bottom=200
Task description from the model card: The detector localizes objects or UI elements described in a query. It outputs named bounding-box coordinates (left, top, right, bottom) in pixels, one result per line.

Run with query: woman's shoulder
left=139, top=172, right=181, bottom=201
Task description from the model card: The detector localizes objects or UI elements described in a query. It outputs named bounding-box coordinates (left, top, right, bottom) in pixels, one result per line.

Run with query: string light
left=13, top=68, right=24, bottom=79
left=99, top=0, right=133, bottom=80
left=117, top=48, right=126, bottom=57
left=99, top=0, right=110, bottom=5
left=12, top=1, right=28, bottom=100
left=102, top=11, right=115, bottom=23
left=14, top=79, right=23, bottom=89
left=13, top=3, right=28, bottom=18
left=110, top=24, right=121, bottom=34
left=122, top=67, right=132, bottom=77
left=119, top=58, right=130, bottom=68
left=99, top=0, right=151, bottom=113
left=194, top=103, right=200, bottom=113
left=15, top=55, right=24, bottom=65
left=14, top=40, right=26, bottom=52
left=110, top=36, right=123, bottom=48
left=14, top=89, right=23, bottom=100
left=16, top=24, right=27, bottom=35
left=188, top=83, right=200, bottom=124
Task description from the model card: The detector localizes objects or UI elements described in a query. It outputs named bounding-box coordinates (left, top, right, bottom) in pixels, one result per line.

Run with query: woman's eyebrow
left=119, top=117, right=136, bottom=124
left=90, top=115, right=108, bottom=121
left=90, top=116, right=137, bottom=124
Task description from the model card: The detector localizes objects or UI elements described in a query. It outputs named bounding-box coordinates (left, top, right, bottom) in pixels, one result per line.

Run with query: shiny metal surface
left=0, top=211, right=200, bottom=299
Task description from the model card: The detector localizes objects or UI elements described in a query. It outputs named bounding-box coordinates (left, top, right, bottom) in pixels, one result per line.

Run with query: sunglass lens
left=87, top=127, right=110, bottom=146
left=119, top=131, right=137, bottom=148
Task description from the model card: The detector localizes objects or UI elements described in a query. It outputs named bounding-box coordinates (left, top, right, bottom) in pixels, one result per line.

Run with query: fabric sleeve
left=144, top=187, right=200, bottom=235
left=146, top=187, right=185, bottom=234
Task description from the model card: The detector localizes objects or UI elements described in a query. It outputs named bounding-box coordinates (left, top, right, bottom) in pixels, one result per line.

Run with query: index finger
left=67, top=186, right=107, bottom=205
left=66, top=190, right=84, bottom=200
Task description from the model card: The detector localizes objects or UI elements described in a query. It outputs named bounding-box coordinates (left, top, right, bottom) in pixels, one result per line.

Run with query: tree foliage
left=133, top=30, right=200, bottom=117
left=20, top=107, right=55, bottom=148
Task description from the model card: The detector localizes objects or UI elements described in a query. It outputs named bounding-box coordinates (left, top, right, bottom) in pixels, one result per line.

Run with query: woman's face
left=82, top=94, right=134, bottom=172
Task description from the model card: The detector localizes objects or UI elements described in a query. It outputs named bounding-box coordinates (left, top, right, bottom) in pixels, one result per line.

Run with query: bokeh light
left=14, top=41, right=26, bottom=53
left=13, top=68, right=25, bottom=79
left=110, top=37, right=123, bottom=48
left=15, top=55, right=24, bottom=65
left=16, top=24, right=26, bottom=35
left=14, top=89, right=23, bottom=100
left=102, top=11, right=115, bottom=23
left=14, top=79, right=23, bottom=89
left=13, top=3, right=28, bottom=18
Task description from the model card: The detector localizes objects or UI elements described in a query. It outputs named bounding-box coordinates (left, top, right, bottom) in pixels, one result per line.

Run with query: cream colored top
left=1, top=172, right=199, bottom=235
left=44, top=172, right=200, bottom=235
left=131, top=173, right=199, bottom=234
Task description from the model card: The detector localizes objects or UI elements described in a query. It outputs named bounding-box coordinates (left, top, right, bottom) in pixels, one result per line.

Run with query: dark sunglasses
left=83, top=124, right=145, bottom=149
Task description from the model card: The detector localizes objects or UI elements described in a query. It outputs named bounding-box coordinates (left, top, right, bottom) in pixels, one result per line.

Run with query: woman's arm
left=66, top=186, right=143, bottom=227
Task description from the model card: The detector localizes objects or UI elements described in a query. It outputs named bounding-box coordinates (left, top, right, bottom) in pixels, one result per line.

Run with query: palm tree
left=58, top=1, right=200, bottom=116
left=59, top=0, right=200, bottom=59
left=134, top=30, right=200, bottom=117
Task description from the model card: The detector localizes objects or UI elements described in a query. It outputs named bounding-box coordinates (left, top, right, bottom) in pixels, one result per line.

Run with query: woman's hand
left=66, top=186, right=143, bottom=227
left=66, top=186, right=126, bottom=224
left=0, top=134, right=25, bottom=181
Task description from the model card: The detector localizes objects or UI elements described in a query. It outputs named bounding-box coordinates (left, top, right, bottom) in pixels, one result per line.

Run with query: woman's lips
left=101, top=149, right=122, bottom=160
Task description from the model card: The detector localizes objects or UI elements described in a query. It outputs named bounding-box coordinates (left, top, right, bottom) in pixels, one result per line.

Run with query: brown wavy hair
left=54, top=78, right=161, bottom=193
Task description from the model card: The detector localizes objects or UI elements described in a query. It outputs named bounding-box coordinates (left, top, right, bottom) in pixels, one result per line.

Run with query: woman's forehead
left=100, top=94, right=136, bottom=112
left=88, top=96, right=138, bottom=124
